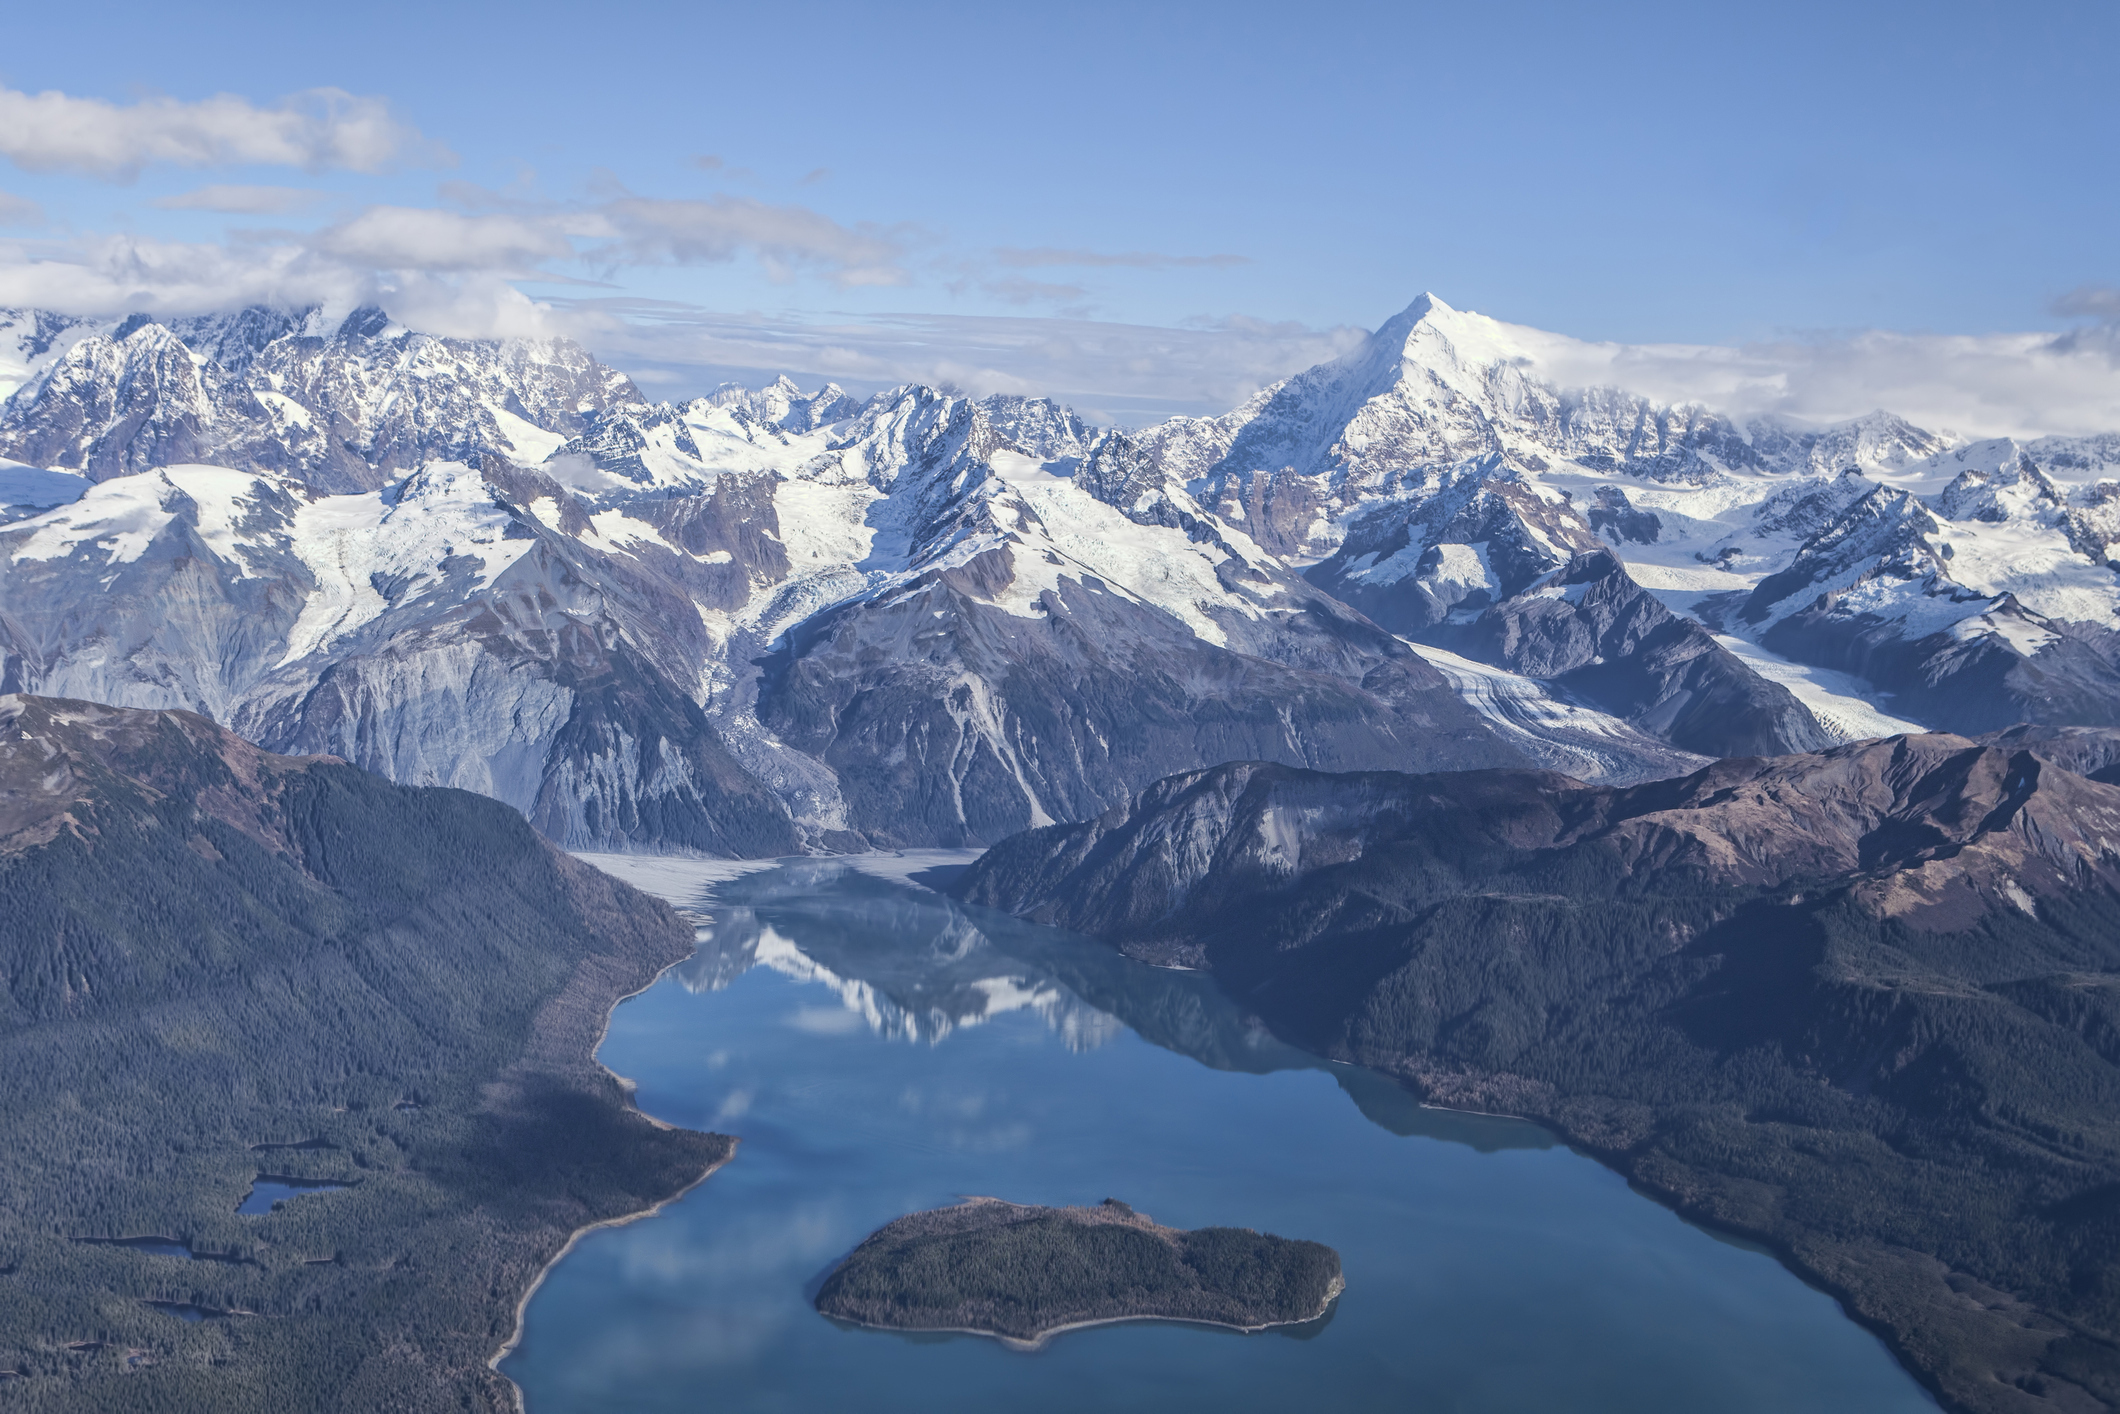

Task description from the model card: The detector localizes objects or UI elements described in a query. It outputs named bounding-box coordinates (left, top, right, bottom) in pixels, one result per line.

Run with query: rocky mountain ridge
left=0, top=334, right=1582, bottom=850
left=4, top=294, right=2118, bottom=852
left=0, top=306, right=639, bottom=493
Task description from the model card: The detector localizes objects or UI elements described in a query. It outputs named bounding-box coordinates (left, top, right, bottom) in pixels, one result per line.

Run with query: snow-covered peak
left=0, top=303, right=648, bottom=493
left=1376, top=291, right=1541, bottom=382
left=7, top=465, right=303, bottom=579
left=0, top=309, right=93, bottom=404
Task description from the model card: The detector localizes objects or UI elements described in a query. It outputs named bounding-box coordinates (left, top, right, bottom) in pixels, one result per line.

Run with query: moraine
left=499, top=856, right=1935, bottom=1414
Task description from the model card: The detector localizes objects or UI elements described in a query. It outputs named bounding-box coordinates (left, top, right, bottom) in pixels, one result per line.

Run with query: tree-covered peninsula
left=0, top=695, right=731, bottom=1412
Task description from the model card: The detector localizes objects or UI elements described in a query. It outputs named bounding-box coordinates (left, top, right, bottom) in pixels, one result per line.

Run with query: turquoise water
left=503, top=859, right=1935, bottom=1413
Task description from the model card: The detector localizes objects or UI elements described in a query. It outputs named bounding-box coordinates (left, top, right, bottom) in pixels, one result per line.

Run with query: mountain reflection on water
left=505, top=856, right=1934, bottom=1414
left=672, top=860, right=1547, bottom=1152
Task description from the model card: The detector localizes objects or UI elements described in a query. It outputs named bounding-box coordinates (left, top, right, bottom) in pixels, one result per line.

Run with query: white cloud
left=564, top=300, right=1371, bottom=423
left=597, top=196, right=908, bottom=286
left=152, top=184, right=328, bottom=215
left=0, top=185, right=914, bottom=341
left=107, top=190, right=913, bottom=292
left=0, top=231, right=581, bottom=344
left=0, top=233, right=345, bottom=316
left=309, top=206, right=580, bottom=273
left=0, top=85, right=446, bottom=179
left=1439, top=301, right=2120, bottom=440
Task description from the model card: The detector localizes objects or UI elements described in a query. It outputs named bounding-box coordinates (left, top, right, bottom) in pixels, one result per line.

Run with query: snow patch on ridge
left=986, top=450, right=1241, bottom=646
left=279, top=463, right=529, bottom=664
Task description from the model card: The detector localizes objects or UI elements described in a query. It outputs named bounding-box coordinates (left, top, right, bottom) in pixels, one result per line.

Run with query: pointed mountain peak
left=1363, top=293, right=1454, bottom=351
left=1358, top=292, right=1533, bottom=380
left=1394, top=291, right=1455, bottom=324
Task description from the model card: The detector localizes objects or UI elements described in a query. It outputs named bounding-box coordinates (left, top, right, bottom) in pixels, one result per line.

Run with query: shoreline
left=829, top=1274, right=1347, bottom=1352
left=1395, top=1083, right=1964, bottom=1413
left=488, top=939, right=738, bottom=1411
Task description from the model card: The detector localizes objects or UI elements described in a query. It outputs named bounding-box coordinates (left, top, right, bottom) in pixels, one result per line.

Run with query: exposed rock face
left=1303, top=465, right=1600, bottom=630
left=0, top=353, right=1553, bottom=851
left=0, top=465, right=799, bottom=856
left=1458, top=550, right=1830, bottom=758
left=1739, top=481, right=2120, bottom=735
left=958, top=738, right=2120, bottom=947
left=955, top=744, right=2120, bottom=1413
left=1983, top=723, right=2120, bottom=784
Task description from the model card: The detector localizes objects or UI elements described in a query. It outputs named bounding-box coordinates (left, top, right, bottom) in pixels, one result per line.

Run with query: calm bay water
left=503, top=857, right=1935, bottom=1413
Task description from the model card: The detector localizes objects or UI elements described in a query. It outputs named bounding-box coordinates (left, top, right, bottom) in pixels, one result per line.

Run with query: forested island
left=0, top=696, right=732, bottom=1411
left=815, top=1198, right=1342, bottom=1345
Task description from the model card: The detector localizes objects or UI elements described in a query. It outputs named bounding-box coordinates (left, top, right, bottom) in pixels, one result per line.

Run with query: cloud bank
left=565, top=301, right=1372, bottom=423
left=6, top=218, right=2119, bottom=434
left=0, top=85, right=446, bottom=178
left=1440, top=300, right=2120, bottom=441
left=153, top=184, right=329, bottom=215
left=0, top=80, right=2111, bottom=438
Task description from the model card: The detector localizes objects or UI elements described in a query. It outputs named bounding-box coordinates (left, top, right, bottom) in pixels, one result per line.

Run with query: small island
left=815, top=1198, right=1342, bottom=1346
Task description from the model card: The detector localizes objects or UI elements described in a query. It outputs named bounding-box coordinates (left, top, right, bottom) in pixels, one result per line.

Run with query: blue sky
left=2, top=0, right=2117, bottom=429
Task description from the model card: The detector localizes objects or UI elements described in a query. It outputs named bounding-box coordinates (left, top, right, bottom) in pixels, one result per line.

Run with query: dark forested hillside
left=0, top=695, right=730, bottom=1412
left=957, top=740, right=2120, bottom=1414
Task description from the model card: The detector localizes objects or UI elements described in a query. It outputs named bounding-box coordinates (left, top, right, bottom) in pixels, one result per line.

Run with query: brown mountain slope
left=958, top=737, right=2120, bottom=1414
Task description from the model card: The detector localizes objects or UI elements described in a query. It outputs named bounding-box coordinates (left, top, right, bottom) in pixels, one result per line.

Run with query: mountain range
left=5, top=294, right=2120, bottom=856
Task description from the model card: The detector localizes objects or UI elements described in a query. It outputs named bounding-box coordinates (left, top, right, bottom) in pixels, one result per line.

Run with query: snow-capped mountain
left=6, top=309, right=1651, bottom=852
left=6, top=293, right=2117, bottom=854
left=1120, top=293, right=2120, bottom=743
left=0, top=306, right=638, bottom=492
